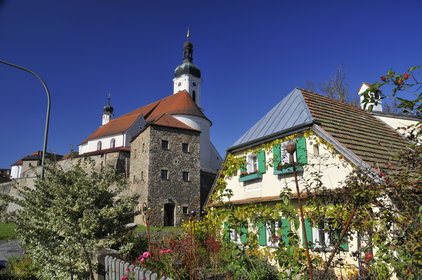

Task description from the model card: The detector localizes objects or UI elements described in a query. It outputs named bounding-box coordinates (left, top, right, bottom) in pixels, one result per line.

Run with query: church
left=77, top=33, right=223, bottom=226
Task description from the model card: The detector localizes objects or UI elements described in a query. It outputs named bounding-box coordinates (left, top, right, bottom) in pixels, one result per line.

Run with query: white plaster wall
left=10, top=165, right=22, bottom=179
left=358, top=83, right=382, bottom=111
left=173, top=74, right=202, bottom=107
left=173, top=114, right=220, bottom=171
left=376, top=115, right=420, bottom=138
left=223, top=135, right=353, bottom=203
left=79, top=134, right=124, bottom=154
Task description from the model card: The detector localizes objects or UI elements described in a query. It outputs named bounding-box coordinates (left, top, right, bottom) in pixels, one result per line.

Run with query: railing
left=104, top=255, right=173, bottom=280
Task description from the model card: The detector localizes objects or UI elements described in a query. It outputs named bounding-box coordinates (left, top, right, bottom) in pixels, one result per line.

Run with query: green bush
left=2, top=256, right=39, bottom=280
left=0, top=222, right=17, bottom=240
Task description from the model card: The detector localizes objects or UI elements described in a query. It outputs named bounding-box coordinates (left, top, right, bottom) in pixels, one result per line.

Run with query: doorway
left=164, top=203, right=175, bottom=226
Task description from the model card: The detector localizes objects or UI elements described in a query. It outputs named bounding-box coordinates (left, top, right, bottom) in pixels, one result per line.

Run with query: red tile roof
left=152, top=113, right=200, bottom=132
left=81, top=91, right=205, bottom=144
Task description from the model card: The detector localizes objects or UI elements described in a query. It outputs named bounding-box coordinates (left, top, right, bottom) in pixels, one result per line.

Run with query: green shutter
left=240, top=156, right=247, bottom=173
left=258, top=150, right=266, bottom=174
left=296, top=137, right=308, bottom=165
left=240, top=224, right=248, bottom=244
left=258, top=221, right=267, bottom=246
left=224, top=222, right=230, bottom=242
left=272, top=145, right=281, bottom=170
left=302, top=219, right=313, bottom=248
left=337, top=234, right=349, bottom=251
left=281, top=219, right=291, bottom=247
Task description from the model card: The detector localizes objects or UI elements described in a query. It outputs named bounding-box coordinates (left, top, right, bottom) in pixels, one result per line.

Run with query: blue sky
left=0, top=0, right=421, bottom=168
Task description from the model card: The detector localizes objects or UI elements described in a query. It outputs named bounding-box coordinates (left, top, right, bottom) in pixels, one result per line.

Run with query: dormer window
left=97, top=141, right=102, bottom=151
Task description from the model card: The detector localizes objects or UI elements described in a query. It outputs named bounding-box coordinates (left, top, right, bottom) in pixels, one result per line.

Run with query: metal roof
left=230, top=88, right=314, bottom=149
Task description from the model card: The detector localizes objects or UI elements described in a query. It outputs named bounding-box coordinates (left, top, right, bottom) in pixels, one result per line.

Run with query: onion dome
left=103, top=94, right=114, bottom=114
left=174, top=29, right=201, bottom=78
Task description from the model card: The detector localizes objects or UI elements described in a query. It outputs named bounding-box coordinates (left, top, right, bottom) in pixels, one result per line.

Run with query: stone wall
left=131, top=125, right=201, bottom=226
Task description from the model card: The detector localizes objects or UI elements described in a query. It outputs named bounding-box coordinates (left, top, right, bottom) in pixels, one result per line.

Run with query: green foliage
left=361, top=66, right=421, bottom=116
left=9, top=160, right=139, bottom=280
left=2, top=256, right=39, bottom=280
left=0, top=222, right=17, bottom=240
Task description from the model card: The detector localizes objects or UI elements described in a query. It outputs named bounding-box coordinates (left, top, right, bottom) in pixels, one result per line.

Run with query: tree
left=7, top=160, right=139, bottom=280
left=361, top=66, right=421, bottom=116
left=304, top=65, right=359, bottom=105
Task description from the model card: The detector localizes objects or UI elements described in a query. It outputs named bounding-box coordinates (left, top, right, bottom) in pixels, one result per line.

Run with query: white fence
left=104, top=255, right=173, bottom=280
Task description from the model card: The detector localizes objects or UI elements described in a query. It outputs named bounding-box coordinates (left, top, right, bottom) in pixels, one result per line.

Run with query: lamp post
left=0, top=59, right=51, bottom=179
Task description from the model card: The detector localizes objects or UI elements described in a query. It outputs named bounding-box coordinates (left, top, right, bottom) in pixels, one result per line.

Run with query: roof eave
left=227, top=121, right=315, bottom=153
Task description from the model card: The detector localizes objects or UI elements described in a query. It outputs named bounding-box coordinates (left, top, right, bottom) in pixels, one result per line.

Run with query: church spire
left=182, top=28, right=193, bottom=63
left=102, top=93, right=114, bottom=126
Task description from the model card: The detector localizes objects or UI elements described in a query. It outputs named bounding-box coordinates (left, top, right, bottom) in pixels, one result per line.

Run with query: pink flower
left=140, top=258, right=145, bottom=263
left=166, top=249, right=171, bottom=253
left=142, top=251, right=150, bottom=258
left=159, top=249, right=165, bottom=254
left=125, top=267, right=130, bottom=272
left=121, top=276, right=129, bottom=280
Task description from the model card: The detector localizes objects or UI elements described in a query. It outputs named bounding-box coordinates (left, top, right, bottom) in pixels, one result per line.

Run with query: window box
left=274, top=162, right=303, bottom=175
left=239, top=172, right=262, bottom=182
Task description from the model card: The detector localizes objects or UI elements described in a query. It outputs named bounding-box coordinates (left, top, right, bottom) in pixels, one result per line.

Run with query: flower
left=125, top=267, right=130, bottom=272
left=403, top=73, right=409, bottom=79
left=388, top=163, right=393, bottom=168
left=121, top=276, right=129, bottom=280
left=397, top=79, right=403, bottom=85
left=142, top=251, right=150, bottom=258
left=140, top=258, right=145, bottom=263
left=364, top=253, right=373, bottom=263
left=380, top=76, right=386, bottom=81
left=166, top=248, right=171, bottom=253
left=159, top=249, right=165, bottom=254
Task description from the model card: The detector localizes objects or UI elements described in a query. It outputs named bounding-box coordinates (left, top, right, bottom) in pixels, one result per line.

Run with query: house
left=77, top=33, right=223, bottom=226
left=10, top=151, right=63, bottom=179
left=206, top=88, right=415, bottom=272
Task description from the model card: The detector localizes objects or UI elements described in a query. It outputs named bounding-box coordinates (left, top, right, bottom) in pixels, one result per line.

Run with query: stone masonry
left=130, top=124, right=201, bottom=226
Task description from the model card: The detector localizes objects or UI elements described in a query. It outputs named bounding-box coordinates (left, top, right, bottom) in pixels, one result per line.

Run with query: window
left=230, top=228, right=241, bottom=244
left=273, top=137, right=308, bottom=174
left=182, top=206, right=188, bottom=214
left=182, top=143, right=189, bottom=153
left=160, top=169, right=168, bottom=180
left=192, top=90, right=196, bottom=102
left=313, top=221, right=334, bottom=251
left=313, top=144, right=319, bottom=157
left=161, top=140, right=169, bottom=150
left=142, top=143, right=145, bottom=152
left=246, top=154, right=258, bottom=172
left=97, top=141, right=102, bottom=151
left=110, top=138, right=116, bottom=148
left=258, top=219, right=290, bottom=247
left=182, top=171, right=189, bottom=182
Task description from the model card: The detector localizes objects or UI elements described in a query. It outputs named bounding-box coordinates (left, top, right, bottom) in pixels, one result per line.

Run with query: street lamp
left=0, top=59, right=51, bottom=179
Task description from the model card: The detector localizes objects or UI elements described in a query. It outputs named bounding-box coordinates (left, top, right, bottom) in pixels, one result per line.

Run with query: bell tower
left=102, top=93, right=114, bottom=126
left=173, top=29, right=202, bottom=108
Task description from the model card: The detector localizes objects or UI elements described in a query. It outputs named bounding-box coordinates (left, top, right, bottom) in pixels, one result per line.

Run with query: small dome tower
left=173, top=29, right=202, bottom=108
left=102, top=93, right=114, bottom=126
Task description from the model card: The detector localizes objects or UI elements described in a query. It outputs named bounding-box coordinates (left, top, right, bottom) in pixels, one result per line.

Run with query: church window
left=160, top=169, right=168, bottom=180
left=192, top=90, right=196, bottom=102
left=97, top=141, right=102, bottom=151
left=182, top=143, right=189, bottom=153
left=161, top=140, right=169, bottom=150
left=142, top=143, right=145, bottom=152
left=110, top=138, right=116, bottom=148
left=182, top=171, right=189, bottom=182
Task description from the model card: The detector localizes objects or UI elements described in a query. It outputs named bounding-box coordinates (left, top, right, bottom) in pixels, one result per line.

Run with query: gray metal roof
left=230, top=88, right=314, bottom=149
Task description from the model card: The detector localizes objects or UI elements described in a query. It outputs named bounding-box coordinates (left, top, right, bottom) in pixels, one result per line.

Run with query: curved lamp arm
left=0, top=59, right=51, bottom=179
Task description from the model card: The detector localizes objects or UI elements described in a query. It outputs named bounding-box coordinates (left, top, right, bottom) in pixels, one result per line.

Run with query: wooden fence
left=104, top=255, right=173, bottom=280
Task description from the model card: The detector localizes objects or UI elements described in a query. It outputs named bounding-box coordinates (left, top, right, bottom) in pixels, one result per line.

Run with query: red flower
left=388, top=163, right=393, bottom=168
left=397, top=79, right=404, bottom=85
left=406, top=269, right=410, bottom=274
left=380, top=76, right=386, bottom=81
left=403, top=73, right=409, bottom=80
left=364, top=253, right=373, bottom=263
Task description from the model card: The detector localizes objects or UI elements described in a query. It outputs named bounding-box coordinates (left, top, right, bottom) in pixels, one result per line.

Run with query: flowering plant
left=239, top=169, right=259, bottom=177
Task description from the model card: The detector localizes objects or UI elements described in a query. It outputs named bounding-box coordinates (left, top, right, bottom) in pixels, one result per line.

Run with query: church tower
left=102, top=94, right=114, bottom=126
left=173, top=29, right=202, bottom=108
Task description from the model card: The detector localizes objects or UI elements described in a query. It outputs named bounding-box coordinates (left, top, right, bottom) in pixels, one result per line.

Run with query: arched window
left=97, top=141, right=102, bottom=151
left=110, top=138, right=116, bottom=148
left=192, top=90, right=196, bottom=102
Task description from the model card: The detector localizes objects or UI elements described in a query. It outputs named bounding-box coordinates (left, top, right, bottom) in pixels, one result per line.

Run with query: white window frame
left=313, top=221, right=334, bottom=251
left=266, top=220, right=282, bottom=247
left=280, top=141, right=297, bottom=165
left=230, top=228, right=242, bottom=244
left=246, top=153, right=258, bottom=173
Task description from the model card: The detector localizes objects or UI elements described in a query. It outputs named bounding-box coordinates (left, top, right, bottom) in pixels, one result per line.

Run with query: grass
left=0, top=222, right=17, bottom=240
